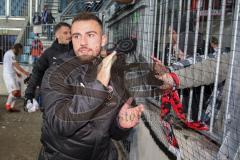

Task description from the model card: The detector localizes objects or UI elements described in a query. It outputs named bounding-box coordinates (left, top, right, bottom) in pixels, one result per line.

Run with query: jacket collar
left=51, top=40, right=72, bottom=52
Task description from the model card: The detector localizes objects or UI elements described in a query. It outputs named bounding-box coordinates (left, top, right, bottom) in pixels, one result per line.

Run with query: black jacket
left=25, top=40, right=72, bottom=98
left=40, top=52, right=131, bottom=160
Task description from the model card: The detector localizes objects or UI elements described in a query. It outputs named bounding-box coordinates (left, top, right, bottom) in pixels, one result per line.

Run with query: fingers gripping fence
left=101, top=0, right=240, bottom=159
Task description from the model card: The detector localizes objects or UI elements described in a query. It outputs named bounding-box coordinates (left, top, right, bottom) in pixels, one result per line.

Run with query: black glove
left=24, top=93, right=34, bottom=111
left=24, top=74, right=32, bottom=84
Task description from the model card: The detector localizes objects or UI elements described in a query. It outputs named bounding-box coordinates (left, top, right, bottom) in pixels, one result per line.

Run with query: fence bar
left=6, top=0, right=10, bottom=16
left=137, top=8, right=144, bottom=57
left=183, top=0, right=191, bottom=59
left=143, top=4, right=149, bottom=58
left=210, top=0, right=226, bottom=133
left=161, top=0, right=169, bottom=63
left=152, top=0, right=158, bottom=57
left=185, top=0, right=192, bottom=120
left=167, top=1, right=175, bottom=66
left=156, top=1, right=163, bottom=59
left=147, top=0, right=154, bottom=61
left=29, top=0, right=33, bottom=25
left=175, top=0, right=183, bottom=58
left=188, top=0, right=201, bottom=121
left=198, top=0, right=213, bottom=121
left=223, top=0, right=240, bottom=137
left=35, top=0, right=38, bottom=12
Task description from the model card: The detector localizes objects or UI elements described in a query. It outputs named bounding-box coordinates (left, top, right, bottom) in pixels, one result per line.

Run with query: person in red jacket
left=30, top=34, right=43, bottom=64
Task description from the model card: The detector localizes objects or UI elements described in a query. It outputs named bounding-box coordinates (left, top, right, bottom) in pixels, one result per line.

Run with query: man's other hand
left=118, top=98, right=144, bottom=129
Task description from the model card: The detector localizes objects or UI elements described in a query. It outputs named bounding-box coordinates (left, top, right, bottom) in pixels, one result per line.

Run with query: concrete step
left=44, top=0, right=60, bottom=16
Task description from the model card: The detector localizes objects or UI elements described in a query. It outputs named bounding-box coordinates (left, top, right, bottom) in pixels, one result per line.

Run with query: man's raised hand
left=97, top=51, right=117, bottom=86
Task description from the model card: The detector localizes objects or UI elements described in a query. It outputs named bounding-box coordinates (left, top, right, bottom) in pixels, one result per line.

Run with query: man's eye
left=88, top=34, right=95, bottom=38
left=73, top=35, right=80, bottom=39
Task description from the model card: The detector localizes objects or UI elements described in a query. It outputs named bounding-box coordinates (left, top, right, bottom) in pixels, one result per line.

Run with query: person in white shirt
left=3, top=43, right=29, bottom=112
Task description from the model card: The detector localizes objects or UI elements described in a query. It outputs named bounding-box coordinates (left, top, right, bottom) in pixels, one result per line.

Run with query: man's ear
left=55, top=30, right=60, bottom=39
left=101, top=34, right=107, bottom=47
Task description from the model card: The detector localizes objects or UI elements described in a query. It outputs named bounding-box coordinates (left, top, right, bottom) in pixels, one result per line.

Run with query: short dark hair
left=13, top=43, right=23, bottom=50
left=13, top=43, right=23, bottom=55
left=72, top=12, right=103, bottom=29
left=211, top=36, right=218, bottom=45
left=54, top=22, right=71, bottom=34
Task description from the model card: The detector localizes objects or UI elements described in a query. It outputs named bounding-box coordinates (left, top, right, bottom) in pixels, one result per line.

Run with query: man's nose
left=68, top=34, right=71, bottom=40
left=79, top=36, right=87, bottom=45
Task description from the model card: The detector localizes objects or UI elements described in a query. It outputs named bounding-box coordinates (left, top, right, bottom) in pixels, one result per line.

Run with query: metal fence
left=17, top=24, right=56, bottom=64
left=0, top=0, right=38, bottom=63
left=60, top=0, right=106, bottom=21
left=102, top=0, right=240, bottom=159
left=0, top=23, right=56, bottom=64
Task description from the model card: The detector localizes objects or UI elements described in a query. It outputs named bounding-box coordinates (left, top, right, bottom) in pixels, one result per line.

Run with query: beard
left=76, top=55, right=98, bottom=63
left=75, top=47, right=101, bottom=63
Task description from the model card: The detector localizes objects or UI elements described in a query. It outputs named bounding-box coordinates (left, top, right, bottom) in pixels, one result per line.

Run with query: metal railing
left=60, top=0, right=106, bottom=21
left=0, top=23, right=56, bottom=64
left=17, top=24, right=56, bottom=64
left=102, top=0, right=240, bottom=159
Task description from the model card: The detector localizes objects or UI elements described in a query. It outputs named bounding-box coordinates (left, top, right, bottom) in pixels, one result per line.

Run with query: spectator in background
left=24, top=22, right=72, bottom=110
left=176, top=32, right=212, bottom=121
left=164, top=13, right=195, bottom=65
left=41, top=5, right=49, bottom=35
left=46, top=10, right=55, bottom=40
left=210, top=36, right=219, bottom=53
left=165, top=16, right=207, bottom=121
left=30, top=34, right=43, bottom=64
left=151, top=31, right=207, bottom=148
left=165, top=13, right=205, bottom=65
left=209, top=36, right=230, bottom=54
left=3, top=43, right=29, bottom=112
left=41, top=5, right=48, bottom=24
left=155, top=52, right=230, bottom=132
left=33, top=12, right=41, bottom=25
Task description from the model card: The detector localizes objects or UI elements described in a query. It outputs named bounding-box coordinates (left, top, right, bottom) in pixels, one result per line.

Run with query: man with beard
left=38, top=12, right=144, bottom=160
left=24, top=22, right=72, bottom=109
